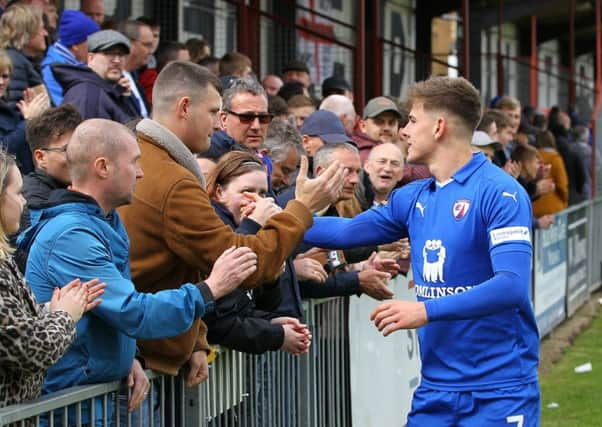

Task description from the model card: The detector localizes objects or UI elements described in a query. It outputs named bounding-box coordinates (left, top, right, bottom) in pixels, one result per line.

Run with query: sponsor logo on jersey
left=415, top=284, right=474, bottom=299
left=452, top=199, right=470, bottom=220
left=422, top=239, right=446, bottom=282
left=490, top=226, right=531, bottom=245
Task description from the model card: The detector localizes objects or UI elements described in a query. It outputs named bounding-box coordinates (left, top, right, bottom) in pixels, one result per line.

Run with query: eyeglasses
left=41, top=145, right=68, bottom=153
left=225, top=110, right=273, bottom=125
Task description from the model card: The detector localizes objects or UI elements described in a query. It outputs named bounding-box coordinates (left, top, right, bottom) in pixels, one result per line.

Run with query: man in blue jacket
left=22, top=119, right=257, bottom=418
left=304, top=76, right=540, bottom=426
left=42, top=10, right=100, bottom=105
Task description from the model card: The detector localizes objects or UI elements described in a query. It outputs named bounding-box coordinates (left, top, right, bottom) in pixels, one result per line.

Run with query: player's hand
left=370, top=300, right=428, bottom=336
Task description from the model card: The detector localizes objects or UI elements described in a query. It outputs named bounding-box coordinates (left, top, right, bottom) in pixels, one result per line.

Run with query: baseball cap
left=363, top=96, right=401, bottom=120
left=300, top=110, right=353, bottom=144
left=471, top=130, right=500, bottom=148
left=58, top=10, right=100, bottom=48
left=322, top=75, right=352, bottom=93
left=88, top=30, right=131, bottom=54
left=282, top=59, right=310, bottom=74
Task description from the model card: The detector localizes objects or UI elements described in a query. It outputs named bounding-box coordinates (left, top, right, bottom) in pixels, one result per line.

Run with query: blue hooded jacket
left=21, top=190, right=212, bottom=393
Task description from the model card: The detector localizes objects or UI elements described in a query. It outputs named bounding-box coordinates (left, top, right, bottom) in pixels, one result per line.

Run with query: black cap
left=322, top=75, right=351, bottom=94
left=282, top=60, right=310, bottom=74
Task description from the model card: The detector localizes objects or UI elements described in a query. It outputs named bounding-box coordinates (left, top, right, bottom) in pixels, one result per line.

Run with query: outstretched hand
left=295, top=156, right=346, bottom=213
left=370, top=300, right=428, bottom=336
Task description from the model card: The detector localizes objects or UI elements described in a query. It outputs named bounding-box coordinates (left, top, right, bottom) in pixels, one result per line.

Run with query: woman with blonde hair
left=0, top=4, right=48, bottom=105
left=0, top=150, right=104, bottom=407
left=0, top=48, right=47, bottom=174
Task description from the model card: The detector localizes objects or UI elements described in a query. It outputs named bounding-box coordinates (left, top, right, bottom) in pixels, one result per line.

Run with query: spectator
left=551, top=111, right=586, bottom=205
left=476, top=109, right=500, bottom=140
left=52, top=29, right=138, bottom=123
left=135, top=16, right=161, bottom=106
left=354, top=96, right=401, bottom=164
left=117, top=61, right=343, bottom=397
left=80, top=0, right=105, bottom=27
left=321, top=74, right=353, bottom=100
left=135, top=17, right=159, bottom=66
left=0, top=48, right=47, bottom=175
left=571, top=125, right=597, bottom=200
left=532, top=130, right=568, bottom=216
left=261, top=73, right=283, bottom=97
left=300, top=109, right=353, bottom=171
left=267, top=94, right=288, bottom=120
left=198, top=55, right=219, bottom=76
left=494, top=95, right=521, bottom=136
left=207, top=76, right=275, bottom=188
left=277, top=80, right=307, bottom=102
left=319, top=94, right=356, bottom=135
left=116, top=20, right=152, bottom=117
left=282, top=59, right=311, bottom=88
left=264, top=117, right=303, bottom=192
left=357, top=142, right=404, bottom=209
left=140, top=40, right=190, bottom=107
left=23, top=118, right=256, bottom=424
left=185, top=37, right=210, bottom=64
left=219, top=51, right=252, bottom=78
left=205, top=151, right=311, bottom=355
left=0, top=4, right=48, bottom=106
left=15, top=104, right=82, bottom=271
left=511, top=143, right=555, bottom=230
left=42, top=10, right=99, bottom=105
left=287, top=94, right=315, bottom=129
left=471, top=130, right=500, bottom=162
left=0, top=149, right=104, bottom=409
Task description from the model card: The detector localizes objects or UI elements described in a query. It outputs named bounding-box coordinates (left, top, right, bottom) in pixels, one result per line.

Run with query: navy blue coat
left=51, top=63, right=138, bottom=123
left=0, top=99, right=32, bottom=174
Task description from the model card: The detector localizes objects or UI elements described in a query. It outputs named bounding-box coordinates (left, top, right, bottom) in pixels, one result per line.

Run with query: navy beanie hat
left=58, top=10, right=100, bottom=47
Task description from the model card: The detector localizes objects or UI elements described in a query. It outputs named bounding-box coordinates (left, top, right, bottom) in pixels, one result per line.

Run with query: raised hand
left=294, top=155, right=346, bottom=213
left=204, top=246, right=258, bottom=299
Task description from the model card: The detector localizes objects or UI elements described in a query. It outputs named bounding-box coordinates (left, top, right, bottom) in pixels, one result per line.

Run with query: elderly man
left=23, top=119, right=256, bottom=423
left=264, top=118, right=303, bottom=193
left=356, top=142, right=405, bottom=209
left=320, top=94, right=357, bottom=136
left=52, top=30, right=138, bottom=122
left=117, top=61, right=344, bottom=398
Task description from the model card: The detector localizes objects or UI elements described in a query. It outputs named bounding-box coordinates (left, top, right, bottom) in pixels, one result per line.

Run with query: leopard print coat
left=0, top=255, right=76, bottom=408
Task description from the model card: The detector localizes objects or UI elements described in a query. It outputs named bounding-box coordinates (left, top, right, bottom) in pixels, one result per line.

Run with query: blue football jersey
left=304, top=152, right=539, bottom=391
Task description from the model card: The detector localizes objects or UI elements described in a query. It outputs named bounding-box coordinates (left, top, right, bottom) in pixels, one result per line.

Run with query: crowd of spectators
left=0, top=0, right=597, bottom=424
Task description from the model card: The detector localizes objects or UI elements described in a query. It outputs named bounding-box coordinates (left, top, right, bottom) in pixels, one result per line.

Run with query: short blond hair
left=0, top=4, right=43, bottom=50
left=0, top=49, right=13, bottom=74
left=0, top=151, right=17, bottom=258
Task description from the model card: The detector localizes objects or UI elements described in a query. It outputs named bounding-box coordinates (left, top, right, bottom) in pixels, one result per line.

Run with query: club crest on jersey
left=452, top=199, right=470, bottom=220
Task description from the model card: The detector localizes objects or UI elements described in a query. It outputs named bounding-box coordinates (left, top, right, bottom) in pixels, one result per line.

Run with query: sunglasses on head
left=225, top=110, right=274, bottom=124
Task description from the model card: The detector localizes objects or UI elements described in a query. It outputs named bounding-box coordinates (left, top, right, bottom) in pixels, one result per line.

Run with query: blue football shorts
left=407, top=382, right=540, bottom=427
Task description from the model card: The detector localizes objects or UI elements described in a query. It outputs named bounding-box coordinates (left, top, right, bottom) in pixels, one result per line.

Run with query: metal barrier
left=2, top=198, right=602, bottom=426
left=0, top=298, right=351, bottom=427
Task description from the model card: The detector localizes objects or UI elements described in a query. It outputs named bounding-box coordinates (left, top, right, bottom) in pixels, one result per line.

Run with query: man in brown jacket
left=118, top=61, right=344, bottom=386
